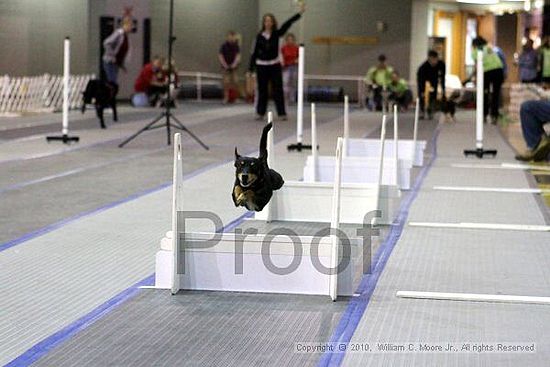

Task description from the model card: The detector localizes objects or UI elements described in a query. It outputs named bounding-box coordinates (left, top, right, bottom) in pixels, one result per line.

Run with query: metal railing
left=177, top=70, right=366, bottom=105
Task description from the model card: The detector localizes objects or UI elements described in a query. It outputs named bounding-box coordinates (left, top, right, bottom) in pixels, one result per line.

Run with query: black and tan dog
left=232, top=123, right=284, bottom=211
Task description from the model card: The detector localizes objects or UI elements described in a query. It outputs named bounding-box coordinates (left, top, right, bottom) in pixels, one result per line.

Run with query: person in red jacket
left=134, top=56, right=167, bottom=106
left=281, top=33, right=299, bottom=105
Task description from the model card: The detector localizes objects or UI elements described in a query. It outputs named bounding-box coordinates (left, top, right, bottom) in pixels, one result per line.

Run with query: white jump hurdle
left=158, top=122, right=364, bottom=300
left=256, top=106, right=389, bottom=225
left=303, top=103, right=413, bottom=190
left=345, top=98, right=427, bottom=167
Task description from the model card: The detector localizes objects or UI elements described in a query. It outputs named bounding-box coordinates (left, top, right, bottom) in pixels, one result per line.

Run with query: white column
left=476, top=51, right=484, bottom=149
left=296, top=45, right=305, bottom=144
left=329, top=137, right=344, bottom=301
left=311, top=103, right=318, bottom=181
left=393, top=104, right=399, bottom=188
left=265, top=111, right=274, bottom=222
left=62, top=37, right=70, bottom=136
left=343, top=95, right=349, bottom=156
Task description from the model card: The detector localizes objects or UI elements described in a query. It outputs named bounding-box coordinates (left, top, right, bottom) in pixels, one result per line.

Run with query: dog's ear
left=234, top=147, right=241, bottom=159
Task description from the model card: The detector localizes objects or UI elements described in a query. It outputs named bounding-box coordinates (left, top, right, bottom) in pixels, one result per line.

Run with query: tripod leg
left=170, top=115, right=209, bottom=150
left=118, top=113, right=166, bottom=147
left=167, top=112, right=172, bottom=145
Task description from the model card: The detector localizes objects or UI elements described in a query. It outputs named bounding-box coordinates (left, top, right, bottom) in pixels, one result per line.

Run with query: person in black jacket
left=249, top=4, right=305, bottom=120
left=417, top=50, right=446, bottom=120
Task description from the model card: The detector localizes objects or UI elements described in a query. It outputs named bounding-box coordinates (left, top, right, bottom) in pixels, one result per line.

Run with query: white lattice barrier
left=0, top=73, right=94, bottom=116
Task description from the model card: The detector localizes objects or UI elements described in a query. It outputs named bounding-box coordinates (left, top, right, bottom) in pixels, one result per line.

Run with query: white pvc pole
left=329, top=137, right=344, bottom=301
left=396, top=291, right=550, bottom=305
left=62, top=37, right=70, bottom=136
left=267, top=111, right=274, bottom=167
left=413, top=97, right=419, bottom=166
left=171, top=133, right=183, bottom=294
left=265, top=111, right=274, bottom=222
left=393, top=104, right=399, bottom=189
left=311, top=103, right=317, bottom=181
left=374, top=115, right=387, bottom=222
left=413, top=97, right=419, bottom=146
left=296, top=46, right=305, bottom=144
left=476, top=51, right=484, bottom=149
left=343, top=95, right=349, bottom=157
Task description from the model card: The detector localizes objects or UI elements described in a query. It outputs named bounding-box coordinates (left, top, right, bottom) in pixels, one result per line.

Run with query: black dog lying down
left=81, top=79, right=118, bottom=129
left=232, top=123, right=284, bottom=211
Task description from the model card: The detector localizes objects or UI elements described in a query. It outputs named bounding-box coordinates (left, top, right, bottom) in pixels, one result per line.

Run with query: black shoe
left=532, top=136, right=550, bottom=162
left=255, top=114, right=264, bottom=121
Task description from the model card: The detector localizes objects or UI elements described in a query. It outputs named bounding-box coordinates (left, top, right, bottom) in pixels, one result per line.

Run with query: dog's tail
left=259, top=122, right=272, bottom=160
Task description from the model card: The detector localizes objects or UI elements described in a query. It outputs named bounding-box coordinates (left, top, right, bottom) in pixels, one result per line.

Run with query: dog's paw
left=236, top=193, right=246, bottom=206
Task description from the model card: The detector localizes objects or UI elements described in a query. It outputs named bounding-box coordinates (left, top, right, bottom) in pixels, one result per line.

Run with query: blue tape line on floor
left=318, top=127, right=440, bottom=367
left=4, top=274, right=155, bottom=367
left=0, top=111, right=339, bottom=366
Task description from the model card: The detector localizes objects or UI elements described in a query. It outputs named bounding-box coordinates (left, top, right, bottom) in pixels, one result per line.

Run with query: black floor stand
left=287, top=142, right=312, bottom=152
left=118, top=0, right=208, bottom=150
left=463, top=147, right=497, bottom=158
left=46, top=134, right=80, bottom=144
left=118, top=109, right=209, bottom=149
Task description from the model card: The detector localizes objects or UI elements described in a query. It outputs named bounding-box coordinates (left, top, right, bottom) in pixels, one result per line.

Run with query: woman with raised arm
left=249, top=2, right=305, bottom=121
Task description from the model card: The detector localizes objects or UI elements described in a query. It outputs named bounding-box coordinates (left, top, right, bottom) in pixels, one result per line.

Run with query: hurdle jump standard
left=345, top=97, right=427, bottom=167
left=256, top=106, right=388, bottom=226
left=303, top=103, right=413, bottom=190
left=46, top=37, right=79, bottom=144
left=165, top=123, right=370, bottom=300
left=464, top=48, right=497, bottom=158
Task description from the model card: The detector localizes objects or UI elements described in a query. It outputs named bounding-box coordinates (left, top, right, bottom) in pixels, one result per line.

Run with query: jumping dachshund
left=232, top=122, right=284, bottom=211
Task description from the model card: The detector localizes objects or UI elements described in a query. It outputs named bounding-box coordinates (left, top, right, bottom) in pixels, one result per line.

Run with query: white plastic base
left=156, top=232, right=361, bottom=296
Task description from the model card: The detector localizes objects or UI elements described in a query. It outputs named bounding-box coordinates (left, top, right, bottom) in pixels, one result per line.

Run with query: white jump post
left=373, top=115, right=387, bottom=225
left=46, top=37, right=79, bottom=144
left=413, top=97, right=419, bottom=165
left=287, top=45, right=311, bottom=152
left=311, top=103, right=318, bottom=181
left=171, top=132, right=184, bottom=294
left=464, top=49, right=496, bottom=158
left=343, top=95, right=349, bottom=157
left=329, top=137, right=344, bottom=301
left=264, top=112, right=275, bottom=222
left=393, top=105, right=400, bottom=189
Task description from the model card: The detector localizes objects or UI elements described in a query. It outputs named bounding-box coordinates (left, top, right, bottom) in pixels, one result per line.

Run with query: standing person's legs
left=222, top=70, right=231, bottom=103
left=373, top=86, right=383, bottom=111
left=256, top=66, right=269, bottom=117
left=282, top=67, right=291, bottom=103
left=288, top=65, right=298, bottom=104
left=427, top=90, right=437, bottom=119
left=519, top=100, right=550, bottom=149
left=270, top=64, right=287, bottom=116
left=483, top=71, right=492, bottom=120
left=103, top=62, right=118, bottom=85
left=490, top=69, right=504, bottom=120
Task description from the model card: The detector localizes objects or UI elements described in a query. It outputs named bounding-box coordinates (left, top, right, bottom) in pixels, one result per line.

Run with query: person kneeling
left=133, top=56, right=168, bottom=107
left=388, top=71, right=412, bottom=111
left=515, top=99, right=550, bottom=162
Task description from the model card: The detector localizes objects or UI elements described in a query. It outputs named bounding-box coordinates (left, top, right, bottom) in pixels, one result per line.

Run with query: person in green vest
left=388, top=71, right=413, bottom=111
left=364, top=54, right=393, bottom=111
left=472, top=36, right=505, bottom=124
left=538, top=36, right=550, bottom=83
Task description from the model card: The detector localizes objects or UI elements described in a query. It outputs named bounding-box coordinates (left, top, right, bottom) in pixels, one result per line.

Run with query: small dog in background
left=232, top=122, right=284, bottom=211
left=438, top=90, right=460, bottom=124
left=81, top=79, right=118, bottom=129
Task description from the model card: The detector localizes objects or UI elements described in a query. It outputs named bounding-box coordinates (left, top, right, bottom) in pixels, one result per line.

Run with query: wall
left=0, top=0, right=90, bottom=76
left=258, top=0, right=413, bottom=79
left=150, top=0, right=259, bottom=75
